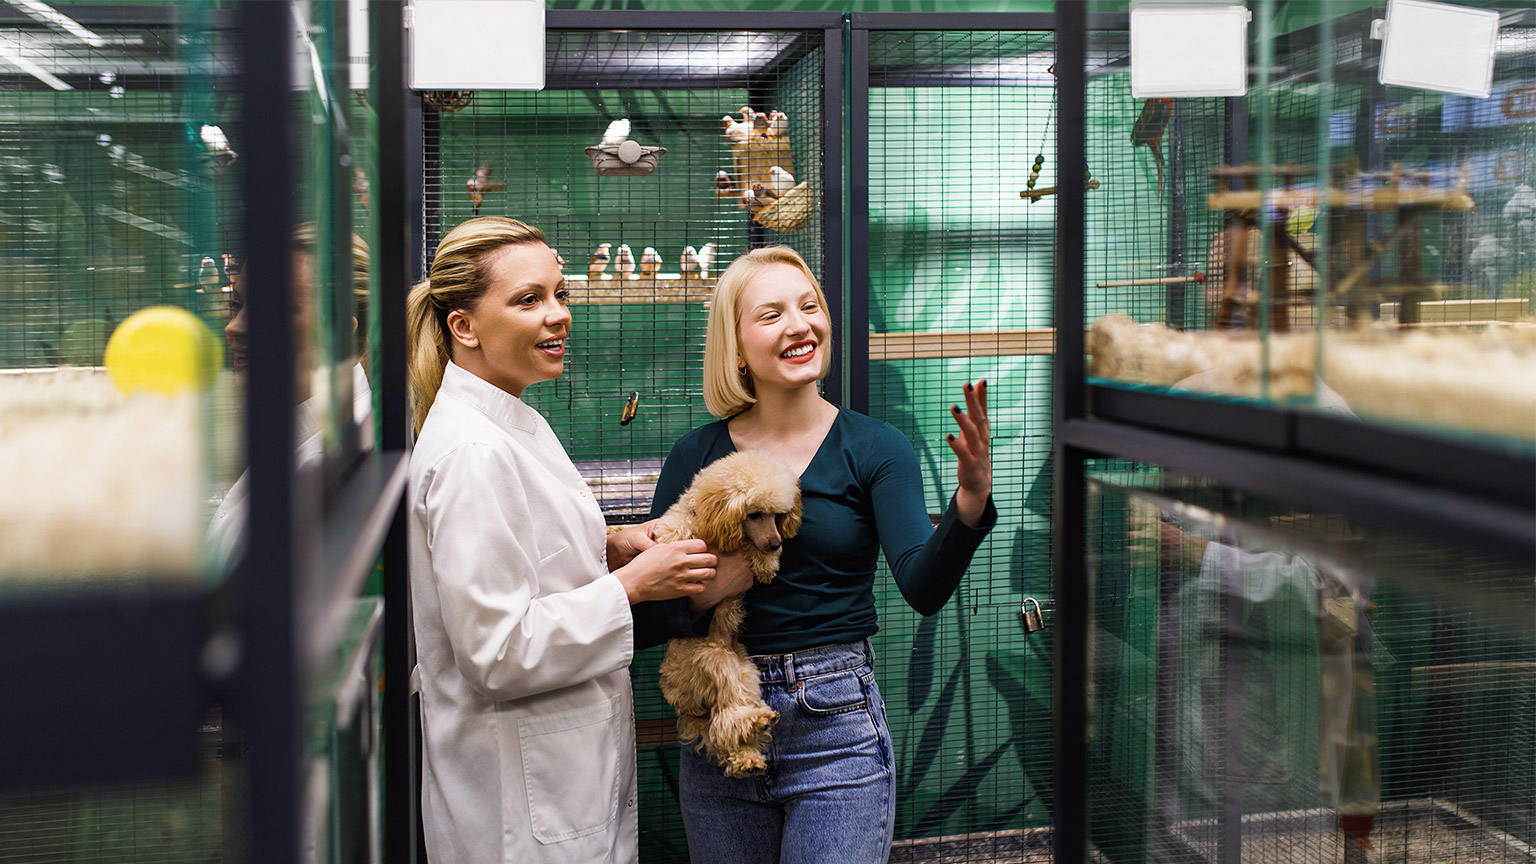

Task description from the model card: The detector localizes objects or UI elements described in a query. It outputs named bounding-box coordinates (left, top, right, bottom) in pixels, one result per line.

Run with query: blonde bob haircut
left=406, top=216, right=548, bottom=434
left=703, top=245, right=831, bottom=418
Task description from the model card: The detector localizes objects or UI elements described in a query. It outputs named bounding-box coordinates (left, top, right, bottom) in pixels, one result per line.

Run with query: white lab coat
left=408, top=362, right=638, bottom=863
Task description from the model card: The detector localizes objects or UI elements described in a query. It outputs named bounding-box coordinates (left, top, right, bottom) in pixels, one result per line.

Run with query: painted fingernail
left=952, top=404, right=960, bottom=413
left=947, top=433, right=956, bottom=442
left=965, top=382, right=973, bottom=392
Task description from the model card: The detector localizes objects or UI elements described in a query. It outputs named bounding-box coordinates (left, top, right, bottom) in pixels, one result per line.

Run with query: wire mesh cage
left=417, top=18, right=833, bottom=859
left=1086, top=471, right=1535, bottom=864
left=1081, top=5, right=1536, bottom=452
left=858, top=24, right=1079, bottom=859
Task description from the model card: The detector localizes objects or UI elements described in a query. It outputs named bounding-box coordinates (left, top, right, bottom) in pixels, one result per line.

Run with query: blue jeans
left=678, top=640, right=896, bottom=864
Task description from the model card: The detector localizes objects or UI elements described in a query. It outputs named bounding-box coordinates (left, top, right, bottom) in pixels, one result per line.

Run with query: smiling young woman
left=642, top=245, right=996, bottom=864
left=402, top=217, right=750, bottom=864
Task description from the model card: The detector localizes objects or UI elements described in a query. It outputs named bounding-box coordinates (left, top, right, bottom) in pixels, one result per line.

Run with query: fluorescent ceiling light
left=5, top=0, right=106, bottom=48
left=0, top=42, right=70, bottom=89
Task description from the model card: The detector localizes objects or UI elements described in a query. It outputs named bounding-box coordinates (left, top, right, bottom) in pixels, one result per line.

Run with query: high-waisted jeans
left=678, top=640, right=897, bottom=864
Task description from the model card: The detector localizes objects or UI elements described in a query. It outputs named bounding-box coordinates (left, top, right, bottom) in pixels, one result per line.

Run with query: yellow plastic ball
left=104, top=305, right=223, bottom=395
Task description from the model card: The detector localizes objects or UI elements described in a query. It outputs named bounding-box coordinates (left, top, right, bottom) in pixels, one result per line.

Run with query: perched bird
left=714, top=170, right=733, bottom=197
left=751, top=110, right=770, bottom=138
left=639, top=246, right=662, bottom=278
left=1130, top=98, right=1173, bottom=198
left=353, top=166, right=369, bottom=212
left=221, top=253, right=241, bottom=282
left=466, top=163, right=506, bottom=216
left=197, top=256, right=220, bottom=289
left=766, top=165, right=795, bottom=197
left=738, top=187, right=755, bottom=211
left=748, top=182, right=778, bottom=211
left=766, top=110, right=788, bottom=139
left=199, top=124, right=237, bottom=179
left=601, top=118, right=631, bottom=146
left=589, top=243, right=612, bottom=280
left=722, top=115, right=751, bottom=143
left=696, top=242, right=717, bottom=278
left=552, top=249, right=566, bottom=269
left=680, top=245, right=700, bottom=276
left=614, top=244, right=636, bottom=279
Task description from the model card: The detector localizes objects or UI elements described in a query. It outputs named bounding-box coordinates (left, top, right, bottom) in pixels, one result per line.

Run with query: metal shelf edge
left=305, top=449, right=409, bottom=676
left=1060, top=418, right=1536, bottom=564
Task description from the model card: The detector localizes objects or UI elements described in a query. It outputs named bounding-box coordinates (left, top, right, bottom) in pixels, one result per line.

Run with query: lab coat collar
left=440, top=361, right=540, bottom=435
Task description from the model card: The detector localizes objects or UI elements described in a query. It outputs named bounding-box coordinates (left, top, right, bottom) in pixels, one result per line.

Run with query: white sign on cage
left=407, top=0, right=545, bottom=91
left=1373, top=0, right=1500, bottom=99
left=1129, top=2, right=1250, bottom=98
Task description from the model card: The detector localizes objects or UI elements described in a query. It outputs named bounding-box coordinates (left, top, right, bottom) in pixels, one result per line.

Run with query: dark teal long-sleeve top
left=634, top=407, right=997, bottom=656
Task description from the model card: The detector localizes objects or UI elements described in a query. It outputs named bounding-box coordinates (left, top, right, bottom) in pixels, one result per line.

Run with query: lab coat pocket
left=516, top=696, right=622, bottom=845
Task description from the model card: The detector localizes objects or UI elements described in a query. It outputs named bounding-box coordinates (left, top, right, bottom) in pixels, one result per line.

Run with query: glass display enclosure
left=1086, top=471, right=1534, bottom=864
left=1082, top=3, right=1536, bottom=454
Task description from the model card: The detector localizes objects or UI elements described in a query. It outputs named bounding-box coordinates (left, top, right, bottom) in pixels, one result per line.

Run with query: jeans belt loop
left=783, top=652, right=796, bottom=687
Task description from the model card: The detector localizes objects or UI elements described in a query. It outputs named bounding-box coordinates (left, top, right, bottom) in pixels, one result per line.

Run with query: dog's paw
left=749, top=706, right=779, bottom=736
left=722, top=750, right=767, bottom=778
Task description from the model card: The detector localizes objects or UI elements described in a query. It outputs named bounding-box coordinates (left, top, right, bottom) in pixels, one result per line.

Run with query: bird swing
left=1019, top=64, right=1101, bottom=203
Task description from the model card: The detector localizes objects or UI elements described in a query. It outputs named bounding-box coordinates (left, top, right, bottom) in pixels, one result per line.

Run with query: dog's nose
left=767, top=540, right=781, bottom=551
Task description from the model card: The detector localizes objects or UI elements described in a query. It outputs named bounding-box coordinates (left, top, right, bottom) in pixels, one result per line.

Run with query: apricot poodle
left=655, top=450, right=802, bottom=777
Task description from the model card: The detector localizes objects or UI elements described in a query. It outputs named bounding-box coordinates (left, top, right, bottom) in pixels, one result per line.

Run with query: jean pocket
left=514, top=696, right=622, bottom=844
left=796, top=667, right=873, bottom=716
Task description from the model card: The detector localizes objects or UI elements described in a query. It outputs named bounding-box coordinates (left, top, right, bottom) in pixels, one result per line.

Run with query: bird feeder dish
left=753, top=181, right=814, bottom=233
left=585, top=141, right=667, bottom=176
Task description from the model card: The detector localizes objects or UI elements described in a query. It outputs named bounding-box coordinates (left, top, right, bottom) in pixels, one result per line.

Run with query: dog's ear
left=779, top=492, right=803, bottom=539
left=692, top=483, right=746, bottom=552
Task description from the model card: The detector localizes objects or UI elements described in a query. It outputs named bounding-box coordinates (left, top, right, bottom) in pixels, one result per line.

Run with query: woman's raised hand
left=947, top=379, right=991, bottom=528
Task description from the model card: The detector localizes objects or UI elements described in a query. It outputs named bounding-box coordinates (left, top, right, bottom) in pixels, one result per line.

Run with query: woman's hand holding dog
left=606, top=520, right=659, bottom=570
left=615, top=538, right=719, bottom=605
left=687, top=549, right=756, bottom=620
left=947, top=379, right=992, bottom=529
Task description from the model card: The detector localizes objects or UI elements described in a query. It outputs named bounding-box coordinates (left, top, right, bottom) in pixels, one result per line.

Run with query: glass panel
left=0, top=2, right=240, bottom=584
left=1088, top=472, right=1535, bottom=864
left=1083, top=2, right=1536, bottom=452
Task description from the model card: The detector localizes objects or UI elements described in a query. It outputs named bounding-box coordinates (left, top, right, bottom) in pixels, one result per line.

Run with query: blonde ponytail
left=406, top=279, right=449, bottom=435
left=405, top=217, right=549, bottom=436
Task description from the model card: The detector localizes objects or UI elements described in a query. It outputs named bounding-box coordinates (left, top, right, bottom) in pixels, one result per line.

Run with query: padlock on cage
left=1020, top=597, right=1045, bottom=634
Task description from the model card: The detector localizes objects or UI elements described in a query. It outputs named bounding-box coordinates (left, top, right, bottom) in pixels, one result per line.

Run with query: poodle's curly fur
left=655, top=450, right=802, bottom=777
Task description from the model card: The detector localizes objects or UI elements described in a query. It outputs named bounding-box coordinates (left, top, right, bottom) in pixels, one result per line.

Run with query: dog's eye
left=746, top=512, right=764, bottom=520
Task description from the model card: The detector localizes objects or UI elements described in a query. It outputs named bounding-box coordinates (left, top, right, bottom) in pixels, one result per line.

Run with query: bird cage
left=848, top=15, right=1122, bottom=859
left=419, top=12, right=841, bottom=859
left=1087, top=475, right=1535, bottom=864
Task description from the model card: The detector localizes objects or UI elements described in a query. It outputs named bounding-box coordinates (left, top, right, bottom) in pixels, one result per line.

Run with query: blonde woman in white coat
left=405, top=217, right=750, bottom=863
